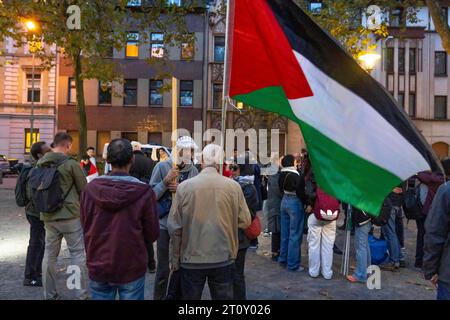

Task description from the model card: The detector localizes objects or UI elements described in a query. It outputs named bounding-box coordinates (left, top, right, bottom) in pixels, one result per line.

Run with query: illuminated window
left=126, top=32, right=139, bottom=58
left=26, top=73, right=41, bottom=103
left=151, top=33, right=164, bottom=58
left=181, top=41, right=194, bottom=60
left=167, top=0, right=181, bottom=5
left=68, top=77, right=76, bottom=104
left=24, top=129, right=40, bottom=154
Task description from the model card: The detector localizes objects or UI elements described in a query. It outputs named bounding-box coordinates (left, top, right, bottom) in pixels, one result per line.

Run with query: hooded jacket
left=36, top=152, right=87, bottom=222
left=423, top=183, right=450, bottom=286
left=80, top=174, right=159, bottom=284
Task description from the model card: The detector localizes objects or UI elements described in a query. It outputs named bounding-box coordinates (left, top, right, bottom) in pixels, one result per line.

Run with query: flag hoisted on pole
left=219, top=0, right=234, bottom=175
left=225, top=0, right=440, bottom=215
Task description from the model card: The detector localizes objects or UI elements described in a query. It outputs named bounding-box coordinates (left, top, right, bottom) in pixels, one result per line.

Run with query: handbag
left=244, top=215, right=261, bottom=240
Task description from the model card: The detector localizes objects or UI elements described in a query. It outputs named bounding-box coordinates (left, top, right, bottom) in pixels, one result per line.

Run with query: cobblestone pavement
left=0, top=177, right=435, bottom=300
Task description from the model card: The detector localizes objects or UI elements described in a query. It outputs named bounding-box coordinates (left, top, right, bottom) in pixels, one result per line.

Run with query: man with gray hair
left=150, top=136, right=199, bottom=300
left=168, top=144, right=252, bottom=300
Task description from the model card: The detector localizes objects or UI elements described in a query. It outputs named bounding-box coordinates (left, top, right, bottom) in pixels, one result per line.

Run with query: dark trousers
left=271, top=232, right=281, bottom=255
left=153, top=229, right=170, bottom=300
left=415, top=218, right=426, bottom=265
left=233, top=249, right=247, bottom=300
left=147, top=242, right=155, bottom=270
left=24, top=214, right=45, bottom=280
left=181, top=264, right=234, bottom=300
left=395, top=212, right=405, bottom=248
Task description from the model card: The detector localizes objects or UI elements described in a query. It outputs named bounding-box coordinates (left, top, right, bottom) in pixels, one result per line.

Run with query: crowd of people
left=13, top=133, right=450, bottom=300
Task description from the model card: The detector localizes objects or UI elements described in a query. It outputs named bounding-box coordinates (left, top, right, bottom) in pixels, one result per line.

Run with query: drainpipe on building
left=202, top=6, right=210, bottom=139
left=54, top=48, right=59, bottom=136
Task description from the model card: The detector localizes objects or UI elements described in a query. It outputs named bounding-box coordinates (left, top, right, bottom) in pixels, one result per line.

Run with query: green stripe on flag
left=233, top=86, right=402, bottom=215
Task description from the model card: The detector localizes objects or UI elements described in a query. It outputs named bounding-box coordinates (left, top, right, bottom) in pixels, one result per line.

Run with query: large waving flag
left=227, top=0, right=440, bottom=215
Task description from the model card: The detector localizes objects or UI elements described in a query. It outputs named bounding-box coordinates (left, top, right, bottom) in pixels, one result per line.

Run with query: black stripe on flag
left=266, top=0, right=440, bottom=172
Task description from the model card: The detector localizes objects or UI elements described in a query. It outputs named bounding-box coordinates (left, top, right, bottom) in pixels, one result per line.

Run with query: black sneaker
left=23, top=278, right=42, bottom=287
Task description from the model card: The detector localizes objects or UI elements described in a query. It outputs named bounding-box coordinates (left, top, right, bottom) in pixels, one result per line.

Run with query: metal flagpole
left=172, top=77, right=178, bottom=169
left=219, top=0, right=232, bottom=175
left=341, top=204, right=352, bottom=276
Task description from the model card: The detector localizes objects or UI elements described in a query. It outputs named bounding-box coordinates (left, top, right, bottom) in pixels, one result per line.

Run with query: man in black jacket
left=130, top=142, right=155, bottom=184
left=424, top=183, right=450, bottom=300
left=130, top=141, right=156, bottom=273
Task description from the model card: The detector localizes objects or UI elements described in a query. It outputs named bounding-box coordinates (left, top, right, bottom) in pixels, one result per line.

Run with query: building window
left=390, top=8, right=403, bottom=27
left=409, top=93, right=416, bottom=117
left=409, top=48, right=416, bottom=74
left=126, top=32, right=139, bottom=58
left=151, top=33, right=164, bottom=58
left=181, top=41, right=194, bottom=60
left=397, top=93, right=405, bottom=108
left=24, top=129, right=40, bottom=154
left=435, top=51, right=447, bottom=76
left=127, top=0, right=141, bottom=7
left=385, top=47, right=394, bottom=73
left=398, top=48, right=405, bottom=74
left=150, top=80, right=163, bottom=106
left=309, top=2, right=322, bottom=14
left=121, top=132, right=138, bottom=142
left=26, top=73, right=41, bottom=103
left=214, top=36, right=225, bottom=62
left=213, top=84, right=223, bottom=109
left=97, top=131, right=111, bottom=156
left=99, top=81, right=112, bottom=105
left=435, top=96, right=447, bottom=119
left=180, top=80, right=193, bottom=107
left=167, top=0, right=181, bottom=5
left=68, top=77, right=76, bottom=104
left=124, top=79, right=138, bottom=106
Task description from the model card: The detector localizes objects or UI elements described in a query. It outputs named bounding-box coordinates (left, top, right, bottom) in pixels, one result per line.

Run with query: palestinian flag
left=227, top=0, right=440, bottom=215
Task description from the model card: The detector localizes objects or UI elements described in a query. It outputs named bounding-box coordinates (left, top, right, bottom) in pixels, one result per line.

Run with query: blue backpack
left=369, top=235, right=388, bottom=265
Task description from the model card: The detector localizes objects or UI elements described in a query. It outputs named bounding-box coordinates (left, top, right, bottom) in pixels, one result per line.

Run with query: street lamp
left=358, top=51, right=381, bottom=73
left=24, top=19, right=39, bottom=150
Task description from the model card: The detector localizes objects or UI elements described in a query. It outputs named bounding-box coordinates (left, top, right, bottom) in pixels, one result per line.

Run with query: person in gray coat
left=424, top=182, right=450, bottom=300
left=150, top=136, right=199, bottom=300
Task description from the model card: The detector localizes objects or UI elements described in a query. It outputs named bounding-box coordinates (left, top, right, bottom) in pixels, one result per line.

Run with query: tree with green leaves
left=0, top=0, right=195, bottom=156
left=296, top=1, right=450, bottom=58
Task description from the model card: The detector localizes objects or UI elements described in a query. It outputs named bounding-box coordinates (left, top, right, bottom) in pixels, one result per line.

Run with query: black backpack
left=403, top=185, right=423, bottom=220
left=28, top=157, right=72, bottom=214
left=15, top=165, right=32, bottom=207
left=372, top=197, right=392, bottom=227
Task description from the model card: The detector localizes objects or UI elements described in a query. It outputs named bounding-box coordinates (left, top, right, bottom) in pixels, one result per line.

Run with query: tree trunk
left=73, top=52, right=87, bottom=159
left=426, top=0, right=450, bottom=54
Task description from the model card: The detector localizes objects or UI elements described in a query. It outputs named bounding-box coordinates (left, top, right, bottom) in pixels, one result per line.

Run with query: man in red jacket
left=80, top=138, right=159, bottom=300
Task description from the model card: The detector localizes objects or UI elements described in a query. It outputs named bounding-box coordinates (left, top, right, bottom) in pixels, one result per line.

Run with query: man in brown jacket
left=168, top=144, right=252, bottom=300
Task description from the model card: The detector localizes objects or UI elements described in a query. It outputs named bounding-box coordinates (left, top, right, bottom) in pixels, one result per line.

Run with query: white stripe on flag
left=289, top=51, right=430, bottom=179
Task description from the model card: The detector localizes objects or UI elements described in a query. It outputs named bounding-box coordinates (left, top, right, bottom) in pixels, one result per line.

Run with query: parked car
left=0, top=155, right=11, bottom=176
left=140, top=144, right=171, bottom=162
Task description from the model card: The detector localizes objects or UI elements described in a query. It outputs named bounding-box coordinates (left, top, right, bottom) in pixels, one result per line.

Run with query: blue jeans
left=437, top=281, right=450, bottom=300
left=90, top=275, right=145, bottom=300
left=353, top=221, right=372, bottom=282
left=381, top=209, right=401, bottom=264
left=278, top=195, right=304, bottom=271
